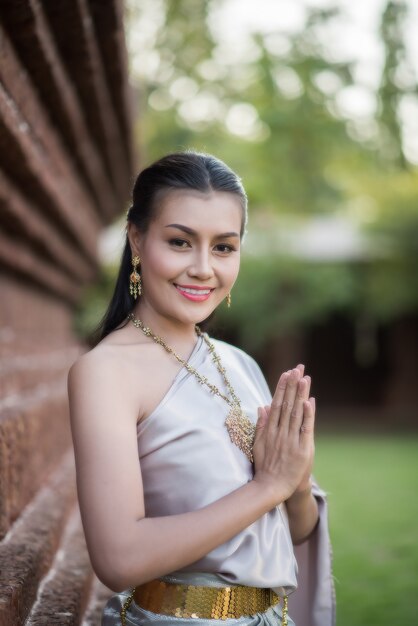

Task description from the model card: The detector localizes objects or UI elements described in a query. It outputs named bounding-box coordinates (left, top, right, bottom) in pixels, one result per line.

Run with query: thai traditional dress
left=101, top=334, right=336, bottom=626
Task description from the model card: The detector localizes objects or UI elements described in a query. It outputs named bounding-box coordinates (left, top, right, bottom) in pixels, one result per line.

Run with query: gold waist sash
left=120, top=578, right=288, bottom=623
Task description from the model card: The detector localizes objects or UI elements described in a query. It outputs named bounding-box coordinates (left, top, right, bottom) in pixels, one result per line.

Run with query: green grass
left=313, top=433, right=418, bottom=626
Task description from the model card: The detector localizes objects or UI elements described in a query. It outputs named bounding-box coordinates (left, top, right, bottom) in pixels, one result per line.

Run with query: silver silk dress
left=101, top=335, right=336, bottom=626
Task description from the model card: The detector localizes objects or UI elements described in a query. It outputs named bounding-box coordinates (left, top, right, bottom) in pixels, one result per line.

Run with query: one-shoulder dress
left=101, top=334, right=336, bottom=626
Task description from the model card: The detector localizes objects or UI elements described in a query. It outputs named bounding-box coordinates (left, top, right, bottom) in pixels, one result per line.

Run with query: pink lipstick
left=174, top=284, right=214, bottom=302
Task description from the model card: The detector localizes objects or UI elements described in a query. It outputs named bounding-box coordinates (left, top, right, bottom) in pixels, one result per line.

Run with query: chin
left=162, top=289, right=224, bottom=325
left=176, top=305, right=217, bottom=326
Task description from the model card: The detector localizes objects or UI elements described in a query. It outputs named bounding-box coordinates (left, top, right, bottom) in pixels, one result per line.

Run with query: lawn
left=313, top=433, right=418, bottom=626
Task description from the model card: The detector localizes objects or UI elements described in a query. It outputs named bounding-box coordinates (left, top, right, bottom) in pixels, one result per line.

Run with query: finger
left=288, top=376, right=310, bottom=437
left=257, top=406, right=269, bottom=426
left=309, top=396, right=316, bottom=415
left=296, top=363, right=305, bottom=377
left=300, top=376, right=310, bottom=401
left=253, top=407, right=268, bottom=450
left=270, top=372, right=289, bottom=415
left=277, top=367, right=301, bottom=434
left=300, top=398, right=316, bottom=445
left=254, top=406, right=268, bottom=437
left=266, top=371, right=289, bottom=437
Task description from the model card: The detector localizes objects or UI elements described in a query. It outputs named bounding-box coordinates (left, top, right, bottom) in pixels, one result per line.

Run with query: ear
left=127, top=222, right=144, bottom=257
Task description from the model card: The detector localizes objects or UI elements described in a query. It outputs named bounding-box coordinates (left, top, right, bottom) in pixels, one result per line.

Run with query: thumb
left=254, top=407, right=267, bottom=439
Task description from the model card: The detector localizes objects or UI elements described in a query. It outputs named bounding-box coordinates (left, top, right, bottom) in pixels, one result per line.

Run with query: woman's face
left=129, top=188, right=242, bottom=328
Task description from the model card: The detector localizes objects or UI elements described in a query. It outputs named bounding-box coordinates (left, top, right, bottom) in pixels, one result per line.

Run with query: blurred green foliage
left=214, top=256, right=417, bottom=352
left=215, top=256, right=358, bottom=350
left=74, top=0, right=418, bottom=345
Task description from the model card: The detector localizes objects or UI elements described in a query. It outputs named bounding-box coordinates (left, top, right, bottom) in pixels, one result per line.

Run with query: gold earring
left=226, top=292, right=231, bottom=308
left=129, top=255, right=142, bottom=299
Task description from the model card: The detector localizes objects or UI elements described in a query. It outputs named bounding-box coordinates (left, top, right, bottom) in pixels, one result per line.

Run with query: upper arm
left=67, top=352, right=145, bottom=589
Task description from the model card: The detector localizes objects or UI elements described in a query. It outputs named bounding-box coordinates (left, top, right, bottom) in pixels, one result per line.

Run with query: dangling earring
left=129, top=255, right=142, bottom=299
left=226, top=292, right=231, bottom=308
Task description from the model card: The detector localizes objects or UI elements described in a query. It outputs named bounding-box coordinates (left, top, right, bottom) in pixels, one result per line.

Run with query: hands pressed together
left=252, top=364, right=316, bottom=505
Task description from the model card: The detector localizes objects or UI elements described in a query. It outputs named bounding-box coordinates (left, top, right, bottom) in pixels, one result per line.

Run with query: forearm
left=112, top=480, right=281, bottom=592
left=285, top=481, right=319, bottom=545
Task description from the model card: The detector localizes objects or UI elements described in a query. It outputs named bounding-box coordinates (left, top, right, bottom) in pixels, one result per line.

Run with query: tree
left=75, top=1, right=418, bottom=348
left=377, top=0, right=412, bottom=169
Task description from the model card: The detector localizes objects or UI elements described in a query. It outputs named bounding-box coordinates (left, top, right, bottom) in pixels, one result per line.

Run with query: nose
left=187, top=248, right=215, bottom=281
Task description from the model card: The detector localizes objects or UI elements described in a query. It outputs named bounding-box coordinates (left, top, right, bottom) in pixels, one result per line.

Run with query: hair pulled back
left=91, top=150, right=247, bottom=345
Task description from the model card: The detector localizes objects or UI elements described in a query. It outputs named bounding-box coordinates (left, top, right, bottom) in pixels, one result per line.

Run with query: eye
left=215, top=243, right=236, bottom=253
left=169, top=238, right=190, bottom=248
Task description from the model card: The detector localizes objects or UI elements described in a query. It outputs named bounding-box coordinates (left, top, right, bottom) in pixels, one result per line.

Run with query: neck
left=129, top=301, right=201, bottom=346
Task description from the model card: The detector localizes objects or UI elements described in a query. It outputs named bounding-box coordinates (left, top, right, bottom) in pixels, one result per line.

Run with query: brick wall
left=0, top=1, right=136, bottom=623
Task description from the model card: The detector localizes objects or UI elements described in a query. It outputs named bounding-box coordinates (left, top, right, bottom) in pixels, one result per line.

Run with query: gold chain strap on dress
left=127, top=313, right=256, bottom=463
left=128, top=313, right=236, bottom=404
left=120, top=587, right=135, bottom=625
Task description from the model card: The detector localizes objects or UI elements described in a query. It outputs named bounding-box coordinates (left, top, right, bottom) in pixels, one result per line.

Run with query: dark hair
left=90, top=150, right=248, bottom=345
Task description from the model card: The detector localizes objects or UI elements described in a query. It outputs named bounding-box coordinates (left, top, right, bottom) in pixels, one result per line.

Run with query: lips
left=174, top=283, right=215, bottom=302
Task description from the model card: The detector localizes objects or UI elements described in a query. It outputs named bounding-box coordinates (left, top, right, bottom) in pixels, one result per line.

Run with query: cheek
left=143, top=243, right=182, bottom=278
left=230, top=261, right=241, bottom=284
left=216, top=255, right=240, bottom=287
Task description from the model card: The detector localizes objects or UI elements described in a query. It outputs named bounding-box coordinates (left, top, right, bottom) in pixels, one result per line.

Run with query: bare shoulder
left=68, top=342, right=126, bottom=394
left=68, top=335, right=147, bottom=426
left=68, top=328, right=182, bottom=425
left=69, top=336, right=134, bottom=377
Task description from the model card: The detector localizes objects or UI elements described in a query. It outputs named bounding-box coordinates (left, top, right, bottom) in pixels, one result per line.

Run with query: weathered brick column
left=0, top=1, right=136, bottom=623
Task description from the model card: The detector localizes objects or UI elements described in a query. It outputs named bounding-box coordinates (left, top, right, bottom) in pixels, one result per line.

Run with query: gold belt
left=120, top=578, right=289, bottom=624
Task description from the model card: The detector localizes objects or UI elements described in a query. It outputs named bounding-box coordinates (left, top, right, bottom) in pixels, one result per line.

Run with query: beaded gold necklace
left=127, top=312, right=256, bottom=463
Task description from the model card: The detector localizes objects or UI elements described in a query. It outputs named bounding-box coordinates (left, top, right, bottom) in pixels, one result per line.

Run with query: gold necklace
left=127, top=312, right=256, bottom=463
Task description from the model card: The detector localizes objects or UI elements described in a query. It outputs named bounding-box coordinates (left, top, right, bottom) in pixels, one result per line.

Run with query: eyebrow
left=165, top=223, right=240, bottom=238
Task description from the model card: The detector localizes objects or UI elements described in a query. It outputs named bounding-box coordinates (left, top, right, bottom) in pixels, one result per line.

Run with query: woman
left=67, top=151, right=335, bottom=626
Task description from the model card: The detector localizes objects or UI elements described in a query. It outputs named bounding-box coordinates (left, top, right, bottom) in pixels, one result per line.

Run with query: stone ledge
left=0, top=389, right=73, bottom=539
left=25, top=507, right=94, bottom=626
left=0, top=451, right=77, bottom=625
left=41, top=0, right=131, bottom=201
left=88, top=0, right=135, bottom=173
left=0, top=169, right=94, bottom=286
left=0, top=91, right=98, bottom=268
left=0, top=0, right=126, bottom=217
